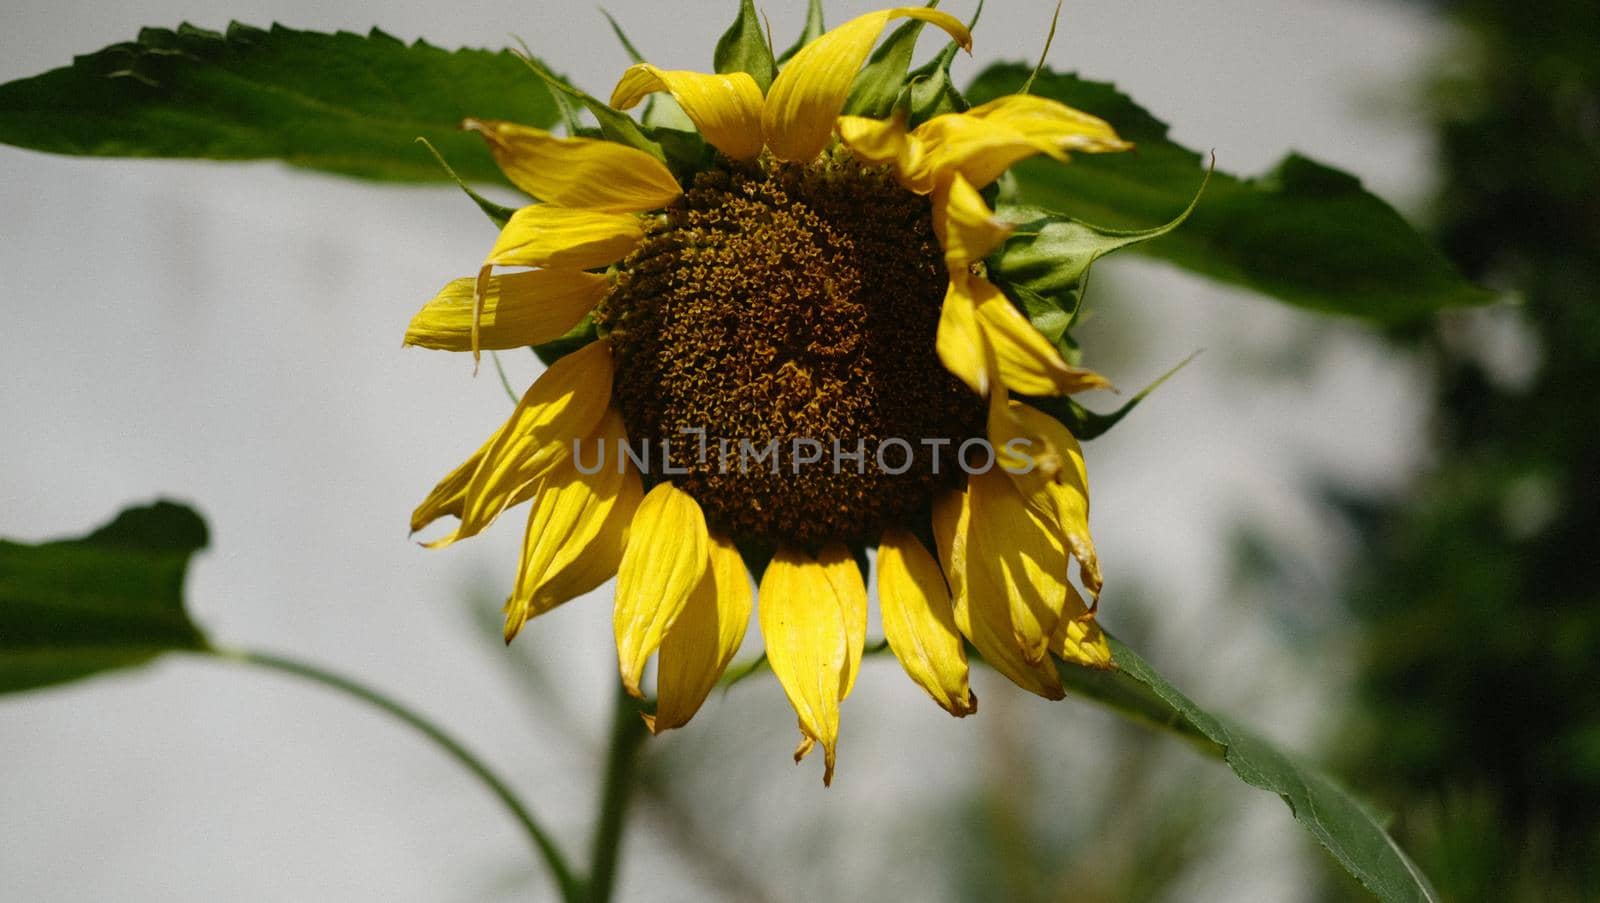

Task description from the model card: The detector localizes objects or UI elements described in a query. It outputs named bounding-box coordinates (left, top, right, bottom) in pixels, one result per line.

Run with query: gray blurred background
left=1, top=1, right=1448, bottom=899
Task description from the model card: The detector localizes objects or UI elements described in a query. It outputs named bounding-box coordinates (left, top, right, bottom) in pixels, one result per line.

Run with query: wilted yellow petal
left=935, top=276, right=989, bottom=397
left=1051, top=582, right=1113, bottom=668
left=613, top=482, right=710, bottom=697
left=502, top=408, right=637, bottom=641
left=913, top=94, right=1130, bottom=188
left=405, top=270, right=606, bottom=352
left=463, top=118, right=682, bottom=213
left=837, top=112, right=924, bottom=176
left=967, top=467, right=1068, bottom=664
left=759, top=546, right=863, bottom=786
left=763, top=7, right=971, bottom=162
left=1007, top=402, right=1102, bottom=598
left=965, top=274, right=1112, bottom=397
left=647, top=535, right=753, bottom=732
left=417, top=339, right=614, bottom=547
left=932, top=489, right=1063, bottom=698
left=486, top=205, right=644, bottom=271
left=933, top=172, right=1013, bottom=272
left=878, top=527, right=975, bottom=716
left=611, top=65, right=765, bottom=161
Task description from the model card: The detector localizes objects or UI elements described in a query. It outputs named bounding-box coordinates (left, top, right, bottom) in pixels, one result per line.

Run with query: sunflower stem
left=214, top=647, right=584, bottom=902
left=585, top=681, right=648, bottom=903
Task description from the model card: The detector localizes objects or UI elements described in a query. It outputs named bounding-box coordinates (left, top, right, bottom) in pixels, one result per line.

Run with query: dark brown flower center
left=597, top=152, right=984, bottom=548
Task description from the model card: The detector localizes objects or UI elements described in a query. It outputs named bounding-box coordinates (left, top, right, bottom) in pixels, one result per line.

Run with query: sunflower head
left=406, top=3, right=1132, bottom=785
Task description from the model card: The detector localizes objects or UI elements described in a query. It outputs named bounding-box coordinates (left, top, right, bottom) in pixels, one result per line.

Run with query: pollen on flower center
left=598, top=151, right=985, bottom=548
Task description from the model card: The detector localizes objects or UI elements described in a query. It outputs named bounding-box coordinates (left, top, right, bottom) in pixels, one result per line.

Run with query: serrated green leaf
left=777, top=0, right=826, bottom=65
left=714, top=0, right=777, bottom=93
left=0, top=502, right=210, bottom=694
left=1060, top=636, right=1440, bottom=903
left=0, top=23, right=561, bottom=186
left=966, top=64, right=1493, bottom=323
left=843, top=1, right=938, bottom=118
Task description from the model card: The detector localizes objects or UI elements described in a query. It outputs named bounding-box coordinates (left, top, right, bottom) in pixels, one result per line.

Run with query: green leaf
left=966, top=64, right=1493, bottom=323
left=1031, top=353, right=1197, bottom=439
left=1061, top=636, right=1440, bottom=903
left=776, top=0, right=826, bottom=64
left=714, top=0, right=777, bottom=93
left=0, top=23, right=562, bottom=186
left=843, top=1, right=939, bottom=118
left=0, top=501, right=210, bottom=693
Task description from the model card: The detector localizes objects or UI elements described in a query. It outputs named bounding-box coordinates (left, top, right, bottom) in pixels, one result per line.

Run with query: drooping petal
left=878, top=527, right=975, bottom=716
left=935, top=276, right=990, bottom=397
left=613, top=482, right=710, bottom=697
left=647, top=535, right=753, bottom=732
left=486, top=206, right=645, bottom=271
left=932, top=172, right=1013, bottom=273
left=610, top=65, right=766, bottom=161
left=1005, top=401, right=1102, bottom=598
left=502, top=408, right=637, bottom=641
left=463, top=119, right=682, bottom=213
left=964, top=274, right=1112, bottom=397
left=1051, top=581, right=1113, bottom=669
left=416, top=339, right=614, bottom=547
left=522, top=463, right=642, bottom=624
left=837, top=113, right=923, bottom=175
left=818, top=544, right=869, bottom=699
left=912, top=94, right=1130, bottom=189
left=763, top=7, right=971, bottom=162
left=405, top=270, right=606, bottom=352
left=758, top=546, right=862, bottom=786
left=966, top=467, right=1069, bottom=664
left=932, top=489, right=1064, bottom=698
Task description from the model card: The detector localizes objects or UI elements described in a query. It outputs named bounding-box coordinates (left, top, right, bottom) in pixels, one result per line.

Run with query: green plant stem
left=586, top=682, right=647, bottom=903
left=215, top=647, right=583, bottom=902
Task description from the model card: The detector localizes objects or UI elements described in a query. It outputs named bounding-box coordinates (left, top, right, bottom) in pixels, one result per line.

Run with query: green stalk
left=216, top=648, right=583, bottom=902
left=584, top=682, right=648, bottom=903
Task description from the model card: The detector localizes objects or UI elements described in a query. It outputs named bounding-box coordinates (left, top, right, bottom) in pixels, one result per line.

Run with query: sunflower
left=406, top=6, right=1130, bottom=785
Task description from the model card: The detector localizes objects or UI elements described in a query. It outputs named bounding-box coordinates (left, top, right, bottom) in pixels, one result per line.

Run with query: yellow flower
left=407, top=6, right=1128, bottom=785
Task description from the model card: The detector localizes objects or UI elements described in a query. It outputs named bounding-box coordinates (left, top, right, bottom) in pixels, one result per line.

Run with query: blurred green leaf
left=0, top=501, right=209, bottom=693
left=1062, top=636, right=1439, bottom=902
left=0, top=23, right=561, bottom=185
left=968, top=65, right=1493, bottom=323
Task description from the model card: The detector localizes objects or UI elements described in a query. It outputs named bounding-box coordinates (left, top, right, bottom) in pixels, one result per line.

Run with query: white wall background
left=0, top=1, right=1440, bottom=900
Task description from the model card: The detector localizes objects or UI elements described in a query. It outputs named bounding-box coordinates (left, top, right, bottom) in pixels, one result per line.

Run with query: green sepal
left=990, top=167, right=1209, bottom=331
left=1030, top=352, right=1196, bottom=440
left=714, top=0, right=777, bottom=93
left=653, top=126, right=715, bottom=184
left=0, top=502, right=211, bottom=694
left=598, top=8, right=694, bottom=132
left=777, top=0, right=826, bottom=64
left=843, top=1, right=939, bottom=119
left=905, top=42, right=969, bottom=124
left=532, top=314, right=601, bottom=367
left=513, top=50, right=665, bottom=162
left=415, top=137, right=516, bottom=229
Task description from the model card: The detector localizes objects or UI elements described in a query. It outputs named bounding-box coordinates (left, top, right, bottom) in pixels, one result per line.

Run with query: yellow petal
left=463, top=118, right=682, bottom=213
left=932, top=171, right=1013, bottom=272
left=837, top=112, right=925, bottom=178
left=935, top=276, right=989, bottom=397
left=1051, top=582, right=1113, bottom=669
left=965, top=274, right=1112, bottom=396
left=912, top=94, right=1130, bottom=189
left=523, top=463, right=641, bottom=624
left=878, top=527, right=975, bottom=716
left=610, top=65, right=766, bottom=161
left=486, top=205, right=644, bottom=271
left=967, top=467, right=1069, bottom=664
left=502, top=408, right=638, bottom=641
left=417, top=339, right=614, bottom=547
left=1007, top=402, right=1102, bottom=598
left=763, top=7, right=971, bottom=162
left=932, top=489, right=1064, bottom=698
left=818, top=544, right=869, bottom=699
left=613, top=482, right=710, bottom=697
left=758, top=546, right=864, bottom=786
left=647, top=535, right=753, bottom=732
left=405, top=270, right=606, bottom=352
